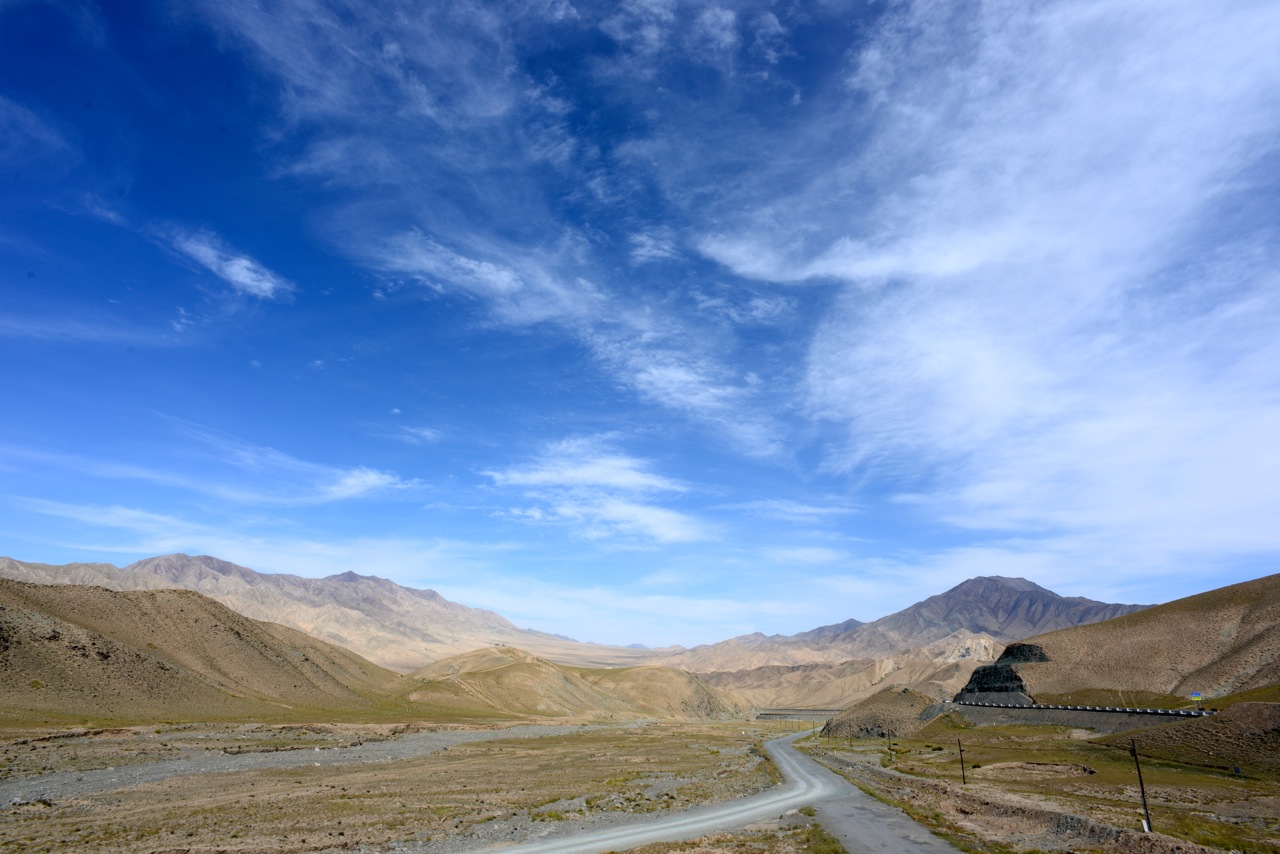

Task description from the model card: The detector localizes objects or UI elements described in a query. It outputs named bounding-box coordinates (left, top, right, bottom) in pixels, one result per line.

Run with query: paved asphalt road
left=460, top=732, right=958, bottom=853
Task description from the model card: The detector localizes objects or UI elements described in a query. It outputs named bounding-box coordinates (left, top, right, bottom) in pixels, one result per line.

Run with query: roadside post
left=1129, top=739, right=1153, bottom=832
left=957, top=738, right=966, bottom=785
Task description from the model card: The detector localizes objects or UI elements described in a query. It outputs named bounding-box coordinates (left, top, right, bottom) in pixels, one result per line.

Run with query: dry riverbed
left=0, top=720, right=793, bottom=853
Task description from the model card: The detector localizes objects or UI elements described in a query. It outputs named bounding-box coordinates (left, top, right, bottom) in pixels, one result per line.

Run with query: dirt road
left=435, top=733, right=958, bottom=854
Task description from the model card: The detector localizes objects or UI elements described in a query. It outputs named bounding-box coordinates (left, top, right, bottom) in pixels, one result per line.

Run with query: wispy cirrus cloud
left=721, top=499, right=856, bottom=523
left=1, top=427, right=418, bottom=507
left=0, top=312, right=172, bottom=346
left=0, top=94, right=72, bottom=162
left=369, top=230, right=603, bottom=325
left=167, top=228, right=296, bottom=300
left=176, top=426, right=419, bottom=505
left=487, top=436, right=708, bottom=543
left=766, top=546, right=847, bottom=565
left=188, top=0, right=789, bottom=460
left=487, top=436, right=686, bottom=493
left=388, top=425, right=443, bottom=445
left=700, top=1, right=1280, bottom=581
left=366, top=229, right=785, bottom=457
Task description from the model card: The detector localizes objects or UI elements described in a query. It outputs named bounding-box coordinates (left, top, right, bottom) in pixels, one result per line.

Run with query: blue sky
left=2, top=0, right=1279, bottom=647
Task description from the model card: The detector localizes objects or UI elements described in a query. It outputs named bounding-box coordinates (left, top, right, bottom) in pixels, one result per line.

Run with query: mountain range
left=0, top=554, right=1151, bottom=707
left=650, top=575, right=1146, bottom=672
left=0, top=554, right=666, bottom=673
left=0, top=577, right=739, bottom=725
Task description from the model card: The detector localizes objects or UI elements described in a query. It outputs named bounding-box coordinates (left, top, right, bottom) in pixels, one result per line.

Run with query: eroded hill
left=405, top=647, right=746, bottom=720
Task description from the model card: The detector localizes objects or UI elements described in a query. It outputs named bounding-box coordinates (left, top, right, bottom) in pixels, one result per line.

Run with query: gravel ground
left=0, top=723, right=604, bottom=804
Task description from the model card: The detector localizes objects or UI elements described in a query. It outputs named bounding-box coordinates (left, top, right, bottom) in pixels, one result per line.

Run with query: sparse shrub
left=796, top=822, right=845, bottom=853
left=28, top=679, right=43, bottom=689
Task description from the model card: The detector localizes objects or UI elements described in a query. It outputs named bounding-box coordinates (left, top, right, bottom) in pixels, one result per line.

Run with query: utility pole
left=957, top=738, right=967, bottom=785
left=1129, top=739, right=1153, bottom=832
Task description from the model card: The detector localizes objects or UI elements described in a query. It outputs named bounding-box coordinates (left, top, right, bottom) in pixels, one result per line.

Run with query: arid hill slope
left=0, top=579, right=403, bottom=723
left=0, top=555, right=670, bottom=673
left=821, top=687, right=940, bottom=740
left=702, top=632, right=1002, bottom=708
left=405, top=647, right=746, bottom=720
left=960, top=573, right=1280, bottom=701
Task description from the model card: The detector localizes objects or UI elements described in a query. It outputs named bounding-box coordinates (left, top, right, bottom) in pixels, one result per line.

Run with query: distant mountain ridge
left=0, top=555, right=667, bottom=673
left=651, top=575, right=1148, bottom=674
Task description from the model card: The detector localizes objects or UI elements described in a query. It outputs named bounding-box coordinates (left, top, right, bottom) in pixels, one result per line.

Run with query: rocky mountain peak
left=124, top=554, right=258, bottom=583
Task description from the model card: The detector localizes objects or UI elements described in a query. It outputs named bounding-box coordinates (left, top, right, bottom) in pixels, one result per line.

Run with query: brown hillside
left=0, top=579, right=402, bottom=724
left=0, top=597, right=262, bottom=723
left=1098, top=702, right=1280, bottom=778
left=968, top=573, right=1280, bottom=702
left=821, top=687, right=940, bottom=740
left=405, top=647, right=745, bottom=720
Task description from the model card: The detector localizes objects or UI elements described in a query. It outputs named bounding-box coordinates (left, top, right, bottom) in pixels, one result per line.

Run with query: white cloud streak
left=169, top=228, right=296, bottom=300
left=488, top=436, right=709, bottom=543
left=2, top=429, right=417, bottom=507
left=488, top=436, right=685, bottom=493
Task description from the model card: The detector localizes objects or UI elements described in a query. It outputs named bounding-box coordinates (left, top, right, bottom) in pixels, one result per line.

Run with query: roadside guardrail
left=951, top=699, right=1214, bottom=717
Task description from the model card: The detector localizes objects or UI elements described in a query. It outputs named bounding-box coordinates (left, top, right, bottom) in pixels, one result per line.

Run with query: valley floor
left=0, top=719, right=793, bottom=853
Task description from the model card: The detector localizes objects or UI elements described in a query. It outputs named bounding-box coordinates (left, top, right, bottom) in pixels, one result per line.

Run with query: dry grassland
left=623, top=821, right=847, bottom=854
left=1, top=721, right=795, bottom=853
left=804, top=717, right=1280, bottom=854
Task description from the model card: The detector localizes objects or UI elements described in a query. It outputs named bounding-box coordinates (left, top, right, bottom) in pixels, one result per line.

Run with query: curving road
left=456, top=733, right=957, bottom=853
